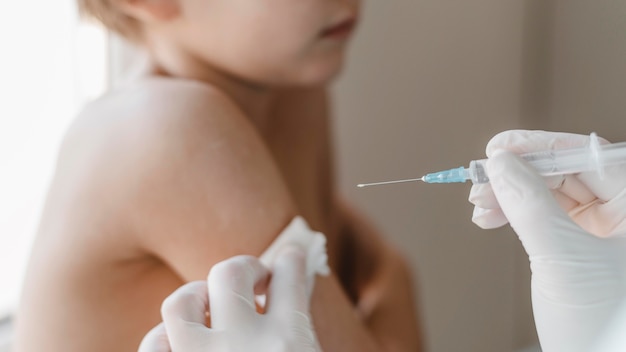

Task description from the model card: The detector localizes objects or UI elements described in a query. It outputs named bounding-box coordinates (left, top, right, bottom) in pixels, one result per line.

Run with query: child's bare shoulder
left=58, top=77, right=250, bottom=202
left=68, top=77, right=244, bottom=147
left=55, top=77, right=295, bottom=265
left=63, top=76, right=269, bottom=180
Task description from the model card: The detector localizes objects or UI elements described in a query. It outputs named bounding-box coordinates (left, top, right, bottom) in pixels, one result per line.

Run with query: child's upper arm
left=119, top=82, right=299, bottom=281
left=56, top=81, right=408, bottom=351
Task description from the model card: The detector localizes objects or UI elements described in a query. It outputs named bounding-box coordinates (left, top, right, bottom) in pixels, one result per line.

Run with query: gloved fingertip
left=485, top=130, right=530, bottom=157
left=468, top=183, right=499, bottom=209
left=137, top=323, right=171, bottom=352
left=472, top=207, right=509, bottom=229
left=485, top=148, right=514, bottom=172
left=485, top=150, right=540, bottom=213
left=472, top=207, right=489, bottom=228
left=161, top=281, right=208, bottom=326
left=486, top=149, right=544, bottom=188
left=485, top=131, right=514, bottom=157
left=468, top=184, right=483, bottom=204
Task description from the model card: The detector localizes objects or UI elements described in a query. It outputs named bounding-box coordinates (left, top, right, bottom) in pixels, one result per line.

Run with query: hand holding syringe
left=360, top=129, right=626, bottom=352
left=358, top=132, right=626, bottom=187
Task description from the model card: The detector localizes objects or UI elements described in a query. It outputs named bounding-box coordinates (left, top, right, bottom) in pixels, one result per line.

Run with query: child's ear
left=116, top=0, right=180, bottom=23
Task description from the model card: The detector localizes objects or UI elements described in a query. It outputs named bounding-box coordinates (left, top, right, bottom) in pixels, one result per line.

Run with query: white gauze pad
left=258, top=216, right=330, bottom=306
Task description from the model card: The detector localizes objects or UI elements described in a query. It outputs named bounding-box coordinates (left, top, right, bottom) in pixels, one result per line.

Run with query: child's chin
left=261, top=56, right=346, bottom=87
left=296, top=60, right=346, bottom=85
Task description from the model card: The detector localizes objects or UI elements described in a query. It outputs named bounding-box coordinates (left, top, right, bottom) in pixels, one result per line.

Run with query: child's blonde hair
left=77, top=0, right=139, bottom=40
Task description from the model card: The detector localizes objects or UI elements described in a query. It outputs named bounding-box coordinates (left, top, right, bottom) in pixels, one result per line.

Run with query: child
left=14, top=0, right=422, bottom=350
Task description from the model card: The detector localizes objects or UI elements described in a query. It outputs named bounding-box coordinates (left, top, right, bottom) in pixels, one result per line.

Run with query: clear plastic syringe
left=357, top=133, right=626, bottom=187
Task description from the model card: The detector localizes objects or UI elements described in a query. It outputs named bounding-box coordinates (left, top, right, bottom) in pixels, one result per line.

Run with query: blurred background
left=1, top=0, right=626, bottom=351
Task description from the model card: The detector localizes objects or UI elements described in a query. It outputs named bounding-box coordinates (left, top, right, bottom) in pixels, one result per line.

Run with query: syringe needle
left=357, top=177, right=425, bottom=188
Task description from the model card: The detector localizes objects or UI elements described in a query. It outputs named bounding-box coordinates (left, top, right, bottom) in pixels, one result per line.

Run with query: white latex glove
left=469, top=130, right=626, bottom=352
left=594, top=300, right=626, bottom=352
left=138, top=246, right=322, bottom=352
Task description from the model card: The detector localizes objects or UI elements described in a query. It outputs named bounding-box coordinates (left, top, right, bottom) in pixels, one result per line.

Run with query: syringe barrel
left=520, top=148, right=595, bottom=176
left=523, top=141, right=626, bottom=175
left=469, top=140, right=626, bottom=184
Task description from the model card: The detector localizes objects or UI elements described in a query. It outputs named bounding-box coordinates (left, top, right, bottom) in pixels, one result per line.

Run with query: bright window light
left=0, top=0, right=108, bottom=317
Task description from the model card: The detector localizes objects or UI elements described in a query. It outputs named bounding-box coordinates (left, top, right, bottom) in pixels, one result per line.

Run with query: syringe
left=357, top=133, right=626, bottom=187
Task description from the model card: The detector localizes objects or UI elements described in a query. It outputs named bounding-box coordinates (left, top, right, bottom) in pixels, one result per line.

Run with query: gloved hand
left=593, top=300, right=626, bottom=352
left=138, top=246, right=323, bottom=352
left=469, top=130, right=626, bottom=352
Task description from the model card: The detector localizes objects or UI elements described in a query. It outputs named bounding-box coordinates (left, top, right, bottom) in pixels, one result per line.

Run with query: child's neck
left=147, top=43, right=279, bottom=134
